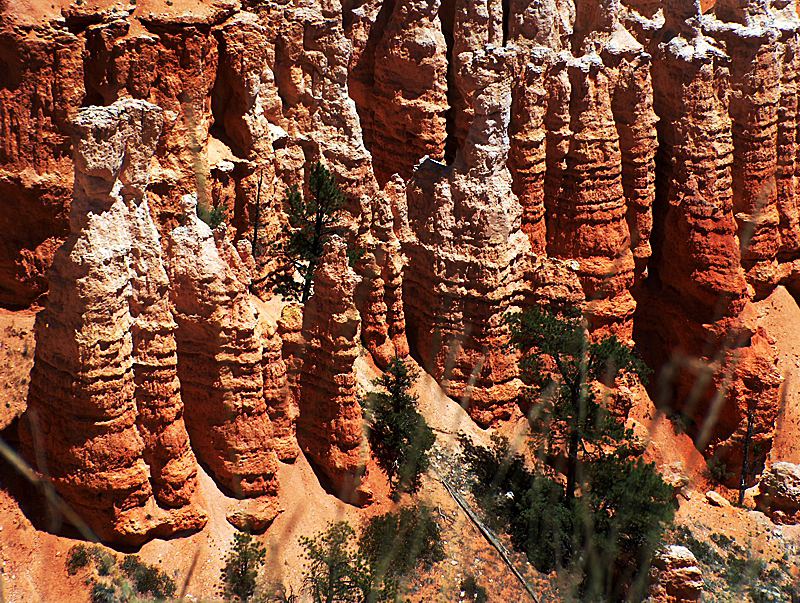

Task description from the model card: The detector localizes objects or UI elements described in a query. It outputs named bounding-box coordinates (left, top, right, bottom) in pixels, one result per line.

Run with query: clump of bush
left=120, top=555, right=176, bottom=600
left=65, top=543, right=176, bottom=602
left=359, top=504, right=444, bottom=580
left=460, top=574, right=488, bottom=603
left=197, top=202, right=226, bottom=229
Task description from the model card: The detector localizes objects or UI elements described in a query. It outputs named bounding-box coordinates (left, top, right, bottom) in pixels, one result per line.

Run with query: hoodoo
left=20, top=98, right=206, bottom=545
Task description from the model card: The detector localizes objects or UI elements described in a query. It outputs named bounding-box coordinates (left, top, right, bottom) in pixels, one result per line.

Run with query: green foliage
left=275, top=161, right=346, bottom=302
left=672, top=526, right=724, bottom=568
left=89, top=582, right=116, bottom=603
left=221, top=531, right=267, bottom=603
left=461, top=435, right=674, bottom=601
left=511, top=475, right=574, bottom=573
left=66, top=544, right=90, bottom=575
left=300, top=521, right=396, bottom=603
left=363, top=358, right=435, bottom=498
left=358, top=505, right=444, bottom=581
left=704, top=456, right=734, bottom=485
left=88, top=547, right=116, bottom=577
left=119, top=555, right=176, bottom=600
left=197, top=202, right=226, bottom=229
left=505, top=306, right=651, bottom=503
left=460, top=575, right=488, bottom=603
left=580, top=456, right=675, bottom=601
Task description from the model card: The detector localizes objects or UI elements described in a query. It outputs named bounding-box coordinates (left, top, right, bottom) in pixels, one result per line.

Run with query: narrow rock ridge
left=166, top=193, right=279, bottom=516
left=298, top=237, right=373, bottom=504
left=262, top=317, right=301, bottom=463
left=21, top=98, right=206, bottom=545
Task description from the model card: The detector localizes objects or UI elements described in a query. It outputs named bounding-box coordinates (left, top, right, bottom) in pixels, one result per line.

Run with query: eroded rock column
left=298, top=237, right=372, bottom=504
left=167, top=193, right=280, bottom=519
left=21, top=98, right=206, bottom=545
left=404, top=46, right=534, bottom=426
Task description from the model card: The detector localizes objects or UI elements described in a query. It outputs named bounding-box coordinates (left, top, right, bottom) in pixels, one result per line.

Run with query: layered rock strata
left=262, top=318, right=300, bottom=462
left=404, top=46, right=554, bottom=425
left=353, top=0, right=449, bottom=186
left=355, top=180, right=410, bottom=368
left=625, top=0, right=787, bottom=461
left=507, top=0, right=657, bottom=340
left=166, top=193, right=279, bottom=513
left=20, top=98, right=206, bottom=545
left=298, top=238, right=372, bottom=504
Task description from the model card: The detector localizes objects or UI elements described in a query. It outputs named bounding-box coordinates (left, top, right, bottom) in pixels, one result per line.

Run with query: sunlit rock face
left=166, top=192, right=280, bottom=516
left=20, top=98, right=206, bottom=545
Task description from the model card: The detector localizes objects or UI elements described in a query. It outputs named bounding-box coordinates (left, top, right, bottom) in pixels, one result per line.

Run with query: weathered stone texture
left=298, top=238, right=372, bottom=504
left=21, top=98, right=206, bottom=545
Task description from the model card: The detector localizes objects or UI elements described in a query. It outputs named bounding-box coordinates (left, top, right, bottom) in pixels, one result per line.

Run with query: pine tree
left=221, top=532, right=267, bottom=602
left=300, top=521, right=396, bottom=603
left=362, top=358, right=435, bottom=498
left=505, top=305, right=650, bottom=503
left=275, top=162, right=345, bottom=302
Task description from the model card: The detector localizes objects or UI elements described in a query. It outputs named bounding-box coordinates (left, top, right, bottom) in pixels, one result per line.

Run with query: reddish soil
left=0, top=308, right=36, bottom=430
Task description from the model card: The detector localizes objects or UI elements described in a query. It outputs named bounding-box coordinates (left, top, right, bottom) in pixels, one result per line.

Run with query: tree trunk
left=738, top=408, right=754, bottom=506
left=566, top=421, right=579, bottom=504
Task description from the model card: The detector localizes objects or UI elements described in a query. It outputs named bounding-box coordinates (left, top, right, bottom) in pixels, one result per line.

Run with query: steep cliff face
left=20, top=98, right=206, bottom=545
left=298, top=237, right=372, bottom=504
left=623, top=0, right=788, bottom=463
left=347, top=0, right=449, bottom=186
left=0, top=17, right=82, bottom=307
left=403, top=46, right=583, bottom=426
left=506, top=0, right=657, bottom=340
left=166, top=193, right=280, bottom=511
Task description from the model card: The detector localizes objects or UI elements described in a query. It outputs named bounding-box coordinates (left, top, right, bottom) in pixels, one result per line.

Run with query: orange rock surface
left=298, top=238, right=372, bottom=505
left=166, top=193, right=280, bottom=512
left=20, top=98, right=206, bottom=545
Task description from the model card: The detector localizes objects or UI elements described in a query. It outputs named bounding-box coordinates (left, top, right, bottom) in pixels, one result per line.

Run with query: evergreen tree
left=457, top=306, right=673, bottom=600
left=275, top=161, right=345, bottom=302
left=300, top=521, right=396, bottom=603
left=221, top=532, right=267, bottom=602
left=505, top=305, right=651, bottom=503
left=362, top=358, right=435, bottom=498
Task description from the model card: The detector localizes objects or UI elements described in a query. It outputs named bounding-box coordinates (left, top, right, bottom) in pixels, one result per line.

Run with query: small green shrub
left=724, top=553, right=764, bottom=588
left=66, top=544, right=90, bottom=575
left=461, top=574, right=488, bottom=603
left=221, top=532, right=267, bottom=603
left=673, top=526, right=724, bottom=568
left=668, top=412, right=692, bottom=435
left=89, top=582, right=116, bottom=603
left=704, top=456, right=734, bottom=485
left=89, top=547, right=116, bottom=576
left=197, top=203, right=226, bottom=229
left=120, top=555, right=176, bottom=600
left=363, top=358, right=435, bottom=498
left=301, top=521, right=395, bottom=603
left=709, top=532, right=733, bottom=550
left=359, top=505, right=444, bottom=580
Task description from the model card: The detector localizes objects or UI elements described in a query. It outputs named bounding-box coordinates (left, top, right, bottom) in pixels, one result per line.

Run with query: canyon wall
left=7, top=0, right=800, bottom=499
